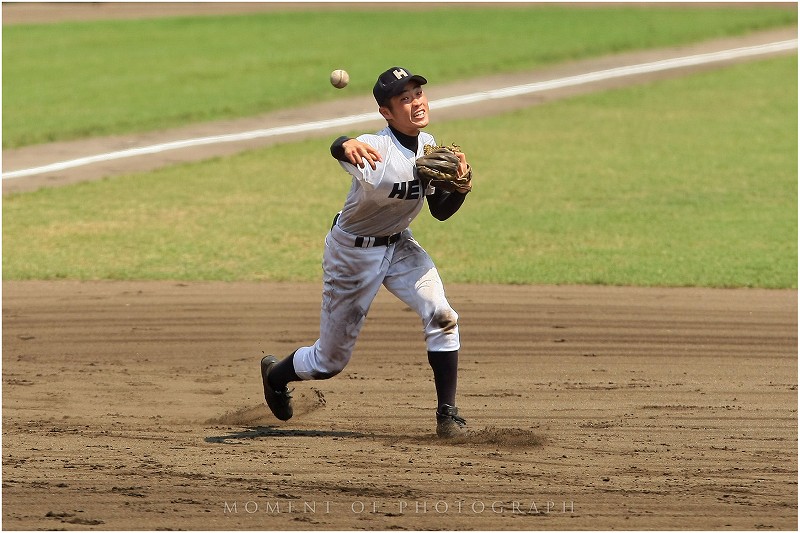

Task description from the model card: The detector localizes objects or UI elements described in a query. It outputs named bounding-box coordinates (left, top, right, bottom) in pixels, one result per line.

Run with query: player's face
left=382, top=83, right=429, bottom=136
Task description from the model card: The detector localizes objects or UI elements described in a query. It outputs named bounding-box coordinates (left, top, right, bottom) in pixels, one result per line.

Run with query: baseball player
left=260, top=66, right=473, bottom=438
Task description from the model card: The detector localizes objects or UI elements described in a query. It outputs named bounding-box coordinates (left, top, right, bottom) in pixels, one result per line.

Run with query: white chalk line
left=3, top=38, right=796, bottom=181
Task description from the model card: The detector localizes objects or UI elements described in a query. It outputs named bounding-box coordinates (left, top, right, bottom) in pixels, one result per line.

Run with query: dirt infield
left=2, top=281, right=797, bottom=530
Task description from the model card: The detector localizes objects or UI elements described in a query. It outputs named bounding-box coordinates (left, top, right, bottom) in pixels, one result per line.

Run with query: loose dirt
left=3, top=281, right=796, bottom=530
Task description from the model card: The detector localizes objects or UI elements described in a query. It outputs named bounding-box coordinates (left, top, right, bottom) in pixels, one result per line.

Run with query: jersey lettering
left=388, top=180, right=421, bottom=200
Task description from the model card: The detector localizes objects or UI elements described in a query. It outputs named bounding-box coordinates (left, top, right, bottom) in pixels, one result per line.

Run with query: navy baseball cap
left=373, top=66, right=427, bottom=106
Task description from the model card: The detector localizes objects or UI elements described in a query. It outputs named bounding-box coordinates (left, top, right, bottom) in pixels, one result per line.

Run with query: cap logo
left=392, top=68, right=409, bottom=80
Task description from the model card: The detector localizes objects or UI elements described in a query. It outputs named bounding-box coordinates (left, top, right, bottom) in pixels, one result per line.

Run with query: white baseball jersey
left=336, top=126, right=435, bottom=237
left=290, top=126, right=460, bottom=381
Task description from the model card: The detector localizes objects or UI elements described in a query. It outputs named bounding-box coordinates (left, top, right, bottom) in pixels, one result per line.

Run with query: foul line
left=4, top=39, right=797, bottom=181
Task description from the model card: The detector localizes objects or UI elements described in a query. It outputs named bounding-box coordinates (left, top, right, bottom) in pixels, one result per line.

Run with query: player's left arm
left=427, top=186, right=470, bottom=221
left=425, top=148, right=472, bottom=221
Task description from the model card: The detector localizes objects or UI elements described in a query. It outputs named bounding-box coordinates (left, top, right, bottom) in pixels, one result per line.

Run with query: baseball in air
left=330, top=69, right=349, bottom=89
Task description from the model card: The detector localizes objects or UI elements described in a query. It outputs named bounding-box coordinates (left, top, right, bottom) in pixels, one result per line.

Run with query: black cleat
left=261, top=355, right=293, bottom=421
left=436, top=404, right=467, bottom=438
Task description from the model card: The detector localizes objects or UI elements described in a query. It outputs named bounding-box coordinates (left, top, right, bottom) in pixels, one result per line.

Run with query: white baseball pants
left=292, top=223, right=460, bottom=380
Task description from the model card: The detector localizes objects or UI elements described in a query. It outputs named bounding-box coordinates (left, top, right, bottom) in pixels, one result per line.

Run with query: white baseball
left=330, top=69, right=349, bottom=89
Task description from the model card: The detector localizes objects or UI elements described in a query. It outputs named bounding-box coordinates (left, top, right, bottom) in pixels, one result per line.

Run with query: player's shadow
left=205, top=425, right=367, bottom=444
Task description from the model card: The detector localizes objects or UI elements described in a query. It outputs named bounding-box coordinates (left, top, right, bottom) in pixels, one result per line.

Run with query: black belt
left=354, top=233, right=402, bottom=248
left=332, top=213, right=402, bottom=248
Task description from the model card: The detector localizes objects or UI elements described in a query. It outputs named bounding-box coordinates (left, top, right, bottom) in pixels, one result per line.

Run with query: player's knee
left=432, top=307, right=459, bottom=333
left=425, top=307, right=460, bottom=353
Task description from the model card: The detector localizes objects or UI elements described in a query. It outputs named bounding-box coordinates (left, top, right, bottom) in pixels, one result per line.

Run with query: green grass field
left=4, top=54, right=796, bottom=288
left=3, top=5, right=796, bottom=148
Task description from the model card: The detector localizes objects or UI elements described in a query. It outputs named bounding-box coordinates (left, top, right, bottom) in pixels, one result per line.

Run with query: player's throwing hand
left=342, top=139, right=382, bottom=170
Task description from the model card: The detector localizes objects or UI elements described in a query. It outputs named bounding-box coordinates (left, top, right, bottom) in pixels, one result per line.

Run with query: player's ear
left=379, top=105, right=393, bottom=121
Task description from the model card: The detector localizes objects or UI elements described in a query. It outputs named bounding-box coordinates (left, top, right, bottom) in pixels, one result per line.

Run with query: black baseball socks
left=427, top=350, right=459, bottom=408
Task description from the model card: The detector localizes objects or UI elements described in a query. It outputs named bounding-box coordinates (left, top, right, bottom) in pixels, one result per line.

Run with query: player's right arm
left=330, top=136, right=382, bottom=170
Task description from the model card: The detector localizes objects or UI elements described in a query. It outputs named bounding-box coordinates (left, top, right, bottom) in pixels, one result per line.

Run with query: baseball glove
left=416, top=144, right=472, bottom=193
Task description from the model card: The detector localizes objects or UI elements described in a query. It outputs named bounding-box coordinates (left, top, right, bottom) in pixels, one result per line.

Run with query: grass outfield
left=3, top=5, right=797, bottom=148
left=3, top=56, right=796, bottom=288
